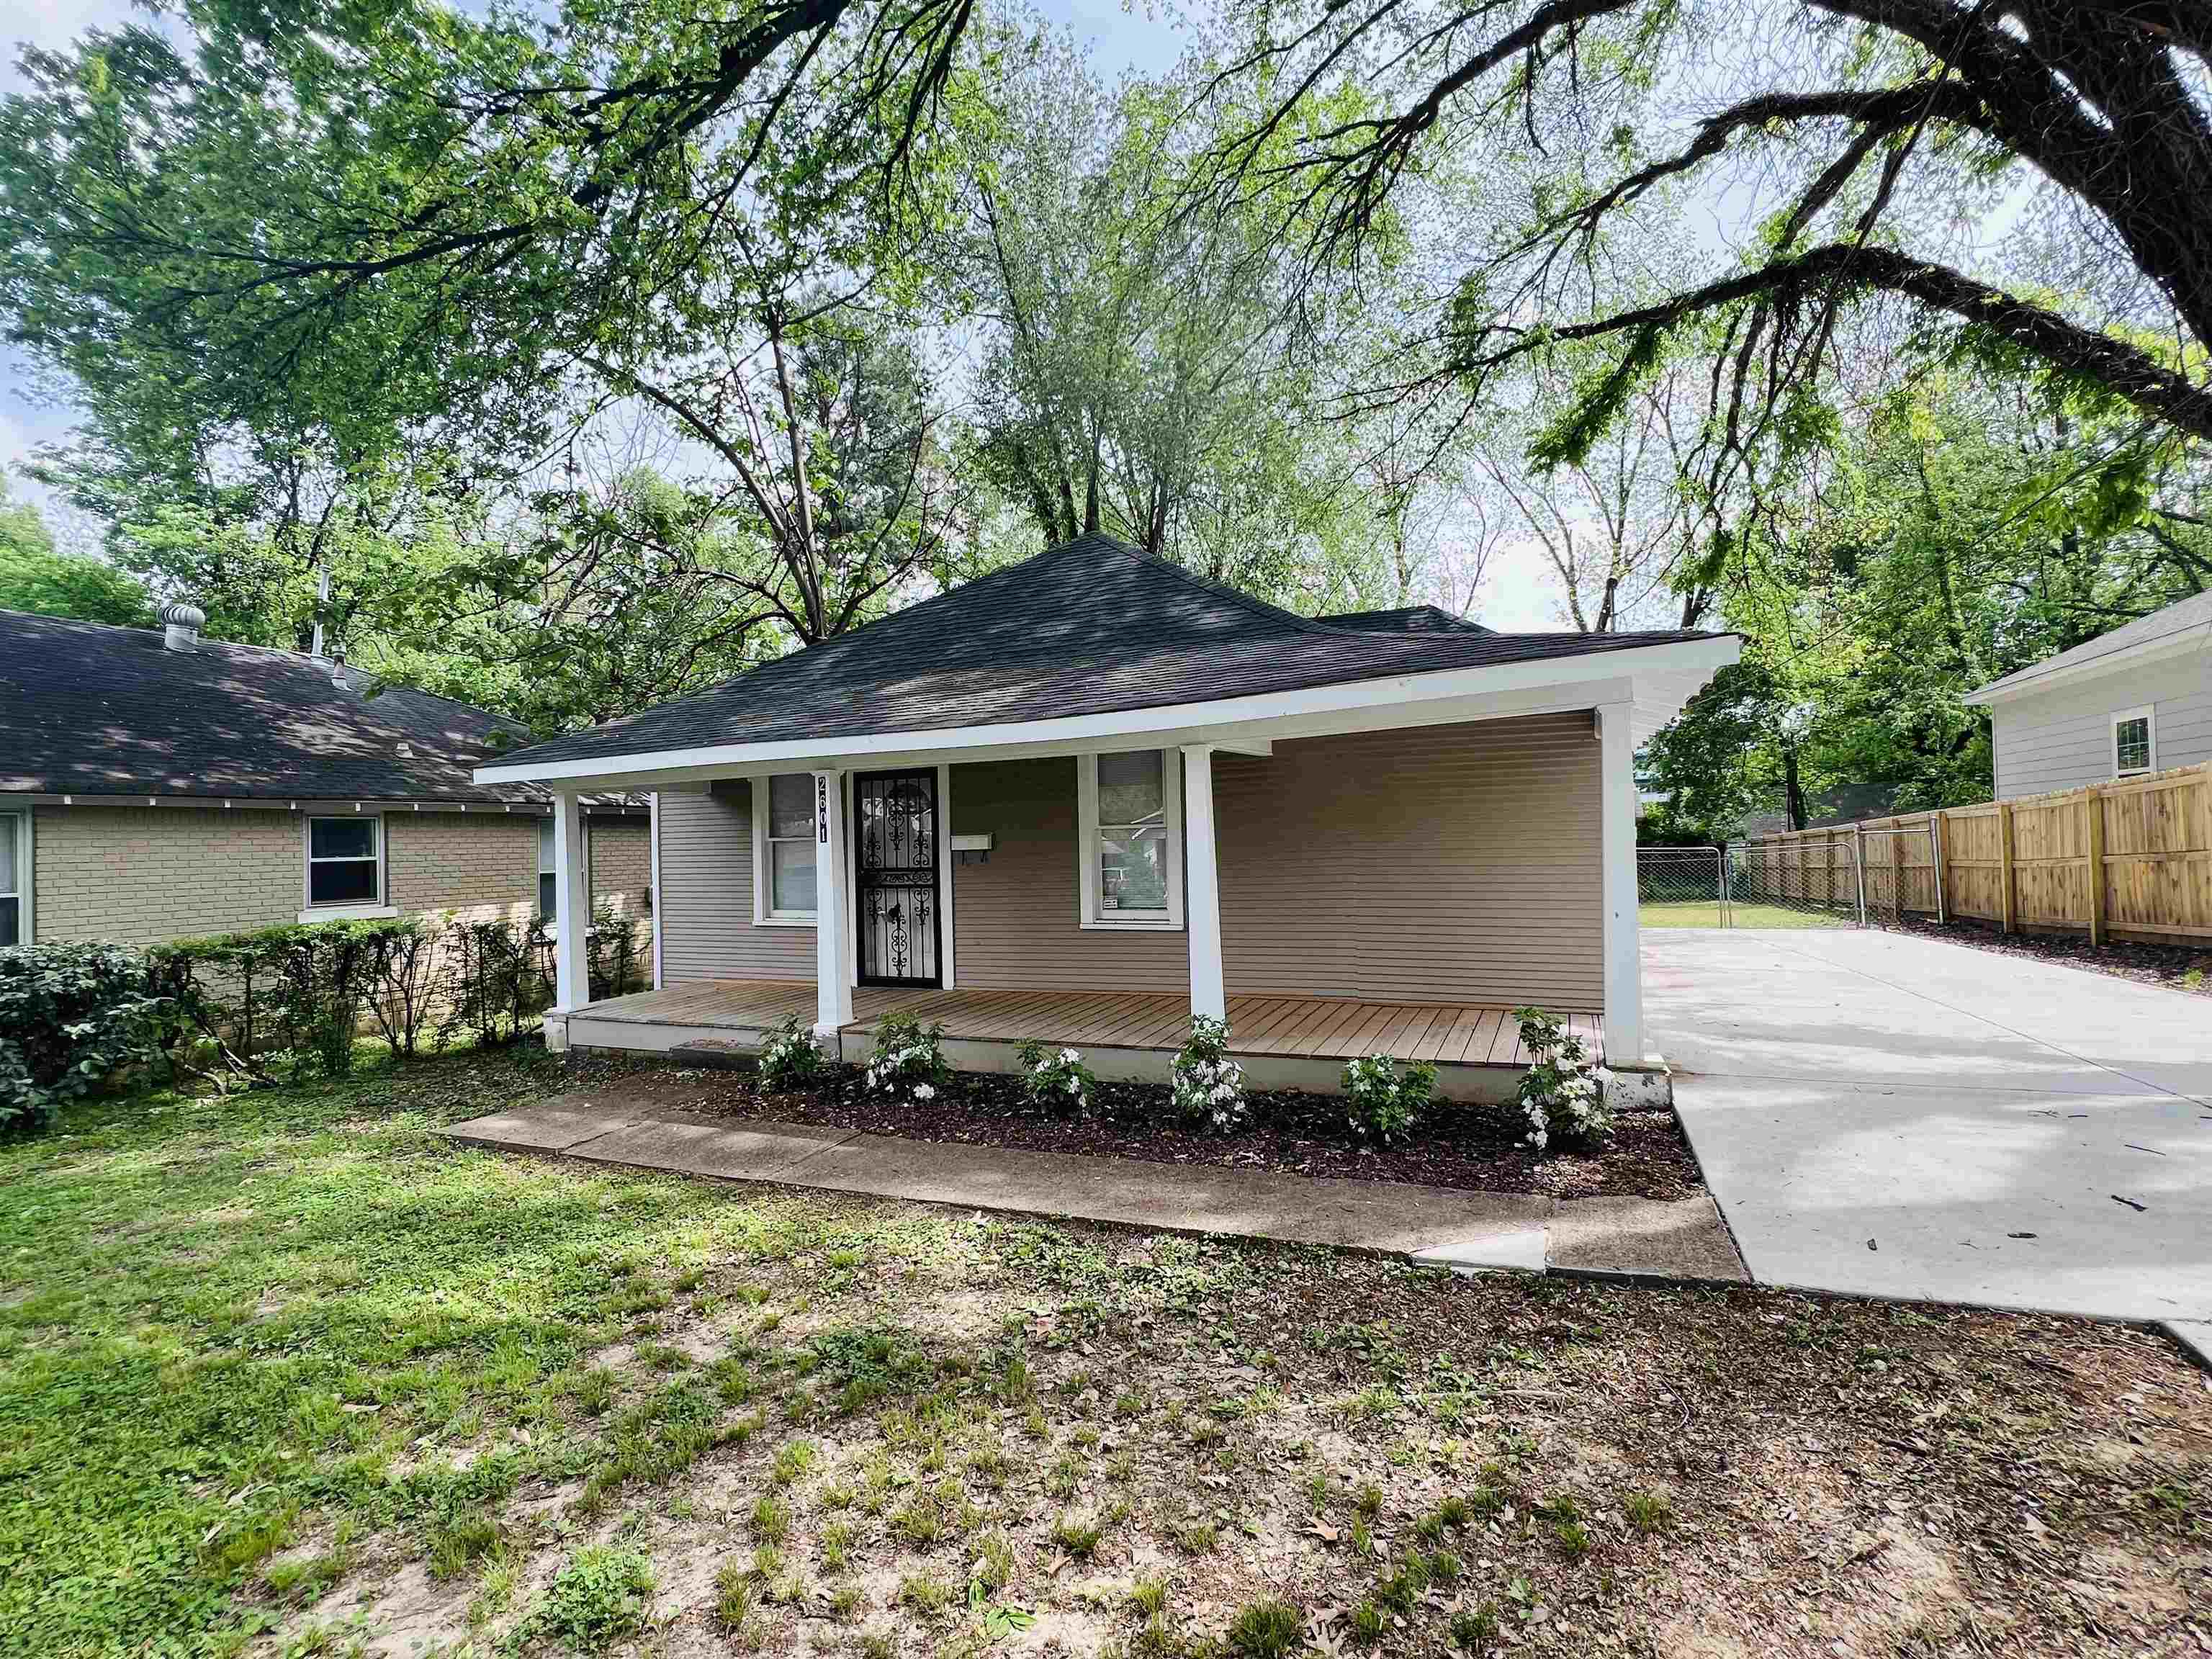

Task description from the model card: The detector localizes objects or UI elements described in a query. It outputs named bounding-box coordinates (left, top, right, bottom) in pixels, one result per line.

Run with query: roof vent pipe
left=329, top=646, right=351, bottom=691
left=159, top=601, right=204, bottom=653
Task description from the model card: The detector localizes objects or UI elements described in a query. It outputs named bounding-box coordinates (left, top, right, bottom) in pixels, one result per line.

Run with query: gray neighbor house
left=1966, top=588, right=2212, bottom=799
left=473, top=534, right=1740, bottom=1100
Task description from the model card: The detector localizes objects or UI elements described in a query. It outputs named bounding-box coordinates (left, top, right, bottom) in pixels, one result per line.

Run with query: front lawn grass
left=1, top=1047, right=2203, bottom=1658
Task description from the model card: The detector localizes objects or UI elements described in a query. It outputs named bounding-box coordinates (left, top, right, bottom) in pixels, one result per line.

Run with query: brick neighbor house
left=0, top=604, right=649, bottom=950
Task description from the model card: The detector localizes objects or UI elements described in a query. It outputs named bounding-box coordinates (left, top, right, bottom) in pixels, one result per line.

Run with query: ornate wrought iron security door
left=853, top=770, right=940, bottom=986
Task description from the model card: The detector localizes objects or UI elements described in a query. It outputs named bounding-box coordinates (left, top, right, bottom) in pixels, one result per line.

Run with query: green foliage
left=1172, top=1014, right=1249, bottom=1132
left=1224, top=1595, right=1306, bottom=1658
left=584, top=900, right=649, bottom=1002
left=1510, top=1008, right=1614, bottom=1156
left=435, top=917, right=552, bottom=1052
left=530, top=1545, right=655, bottom=1650
left=863, top=1010, right=950, bottom=1104
left=759, top=1015, right=830, bottom=1091
left=0, top=942, right=172, bottom=1131
left=1339, top=1054, right=1436, bottom=1144
left=1015, top=1039, right=1097, bottom=1115
left=1642, top=377, right=2209, bottom=838
left=0, top=482, right=153, bottom=626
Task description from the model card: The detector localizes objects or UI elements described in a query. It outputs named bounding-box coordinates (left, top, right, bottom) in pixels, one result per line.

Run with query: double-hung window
left=305, top=815, right=384, bottom=910
left=2112, top=706, right=2156, bottom=779
left=538, top=817, right=558, bottom=919
left=753, top=774, right=818, bottom=924
left=1077, top=749, right=1182, bottom=929
left=0, top=811, right=28, bottom=945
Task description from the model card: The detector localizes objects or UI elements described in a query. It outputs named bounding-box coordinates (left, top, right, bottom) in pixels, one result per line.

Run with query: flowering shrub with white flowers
left=1340, top=1053, right=1435, bottom=1145
left=757, top=1014, right=827, bottom=1090
left=1510, top=1007, right=1614, bottom=1154
left=1015, top=1039, right=1097, bottom=1115
left=864, top=1010, right=950, bottom=1105
left=1172, top=1014, right=1249, bottom=1132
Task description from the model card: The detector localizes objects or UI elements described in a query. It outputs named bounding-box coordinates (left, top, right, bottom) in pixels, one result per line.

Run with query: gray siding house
left=1966, top=590, right=2212, bottom=799
left=477, top=534, right=1740, bottom=1097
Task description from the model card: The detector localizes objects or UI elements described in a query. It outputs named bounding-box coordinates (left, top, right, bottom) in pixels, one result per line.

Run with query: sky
left=0, top=0, right=1565, bottom=626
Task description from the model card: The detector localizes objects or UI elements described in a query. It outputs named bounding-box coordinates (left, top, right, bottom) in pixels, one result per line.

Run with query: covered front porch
left=556, top=979, right=1608, bottom=1103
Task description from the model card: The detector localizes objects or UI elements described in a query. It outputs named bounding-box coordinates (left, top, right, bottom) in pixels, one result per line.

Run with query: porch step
left=665, top=1039, right=764, bottom=1071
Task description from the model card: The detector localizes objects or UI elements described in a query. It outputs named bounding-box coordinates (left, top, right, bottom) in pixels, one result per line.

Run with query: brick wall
left=588, top=818, right=652, bottom=921
left=385, top=811, right=536, bottom=924
left=30, top=804, right=655, bottom=947
left=32, top=806, right=300, bottom=945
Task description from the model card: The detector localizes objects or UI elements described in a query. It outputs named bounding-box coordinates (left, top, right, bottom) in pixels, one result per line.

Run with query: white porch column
left=551, top=791, right=590, bottom=1012
left=1181, top=744, right=1227, bottom=1028
left=812, top=768, right=853, bottom=1043
left=1597, top=702, right=1644, bottom=1064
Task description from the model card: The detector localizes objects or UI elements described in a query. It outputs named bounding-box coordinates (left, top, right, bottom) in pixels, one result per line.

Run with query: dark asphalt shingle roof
left=492, top=534, right=1721, bottom=775
left=0, top=608, right=565, bottom=804
left=1317, top=605, right=1493, bottom=634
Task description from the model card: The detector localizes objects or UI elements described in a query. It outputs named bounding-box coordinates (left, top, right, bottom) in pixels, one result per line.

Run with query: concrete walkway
left=447, top=1097, right=1747, bottom=1283
left=1646, top=928, right=2212, bottom=1326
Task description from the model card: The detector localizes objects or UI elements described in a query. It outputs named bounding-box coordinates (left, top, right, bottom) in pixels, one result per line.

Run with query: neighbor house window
left=0, top=811, right=27, bottom=945
left=538, top=816, right=557, bottom=918
left=2113, top=706, right=2155, bottom=779
left=752, top=773, right=817, bottom=924
left=305, top=815, right=383, bottom=909
left=1077, top=749, right=1182, bottom=929
left=536, top=813, right=590, bottom=925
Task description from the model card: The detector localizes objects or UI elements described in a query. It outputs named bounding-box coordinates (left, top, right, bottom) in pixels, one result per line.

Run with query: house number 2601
left=817, top=776, right=829, bottom=843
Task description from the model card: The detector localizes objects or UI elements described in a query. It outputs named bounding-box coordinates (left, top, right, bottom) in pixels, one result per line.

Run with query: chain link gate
left=1637, top=846, right=1729, bottom=928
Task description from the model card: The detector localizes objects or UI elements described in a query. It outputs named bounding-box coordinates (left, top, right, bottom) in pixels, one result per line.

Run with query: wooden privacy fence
left=1737, top=760, right=2212, bottom=948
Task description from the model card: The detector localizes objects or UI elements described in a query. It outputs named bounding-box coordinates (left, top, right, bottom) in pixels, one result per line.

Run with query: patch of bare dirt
left=256, top=1215, right=2208, bottom=1659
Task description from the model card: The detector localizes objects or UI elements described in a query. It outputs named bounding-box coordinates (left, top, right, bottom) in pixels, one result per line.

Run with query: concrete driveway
left=1645, top=927, right=2212, bottom=1327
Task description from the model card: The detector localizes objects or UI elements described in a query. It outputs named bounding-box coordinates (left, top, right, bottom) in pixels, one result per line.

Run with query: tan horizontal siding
left=1214, top=714, right=1602, bottom=1006
left=941, top=714, right=1602, bottom=1008
left=950, top=757, right=1191, bottom=993
left=655, top=783, right=813, bottom=984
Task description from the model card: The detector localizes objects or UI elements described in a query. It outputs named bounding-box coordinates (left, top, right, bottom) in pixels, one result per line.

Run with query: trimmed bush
left=1172, top=1014, right=1248, bottom=1132
left=1341, top=1053, right=1436, bottom=1145
left=0, top=942, right=173, bottom=1131
left=1511, top=1007, right=1614, bottom=1154
left=150, top=921, right=397, bottom=1085
left=1015, top=1040, right=1096, bottom=1115
left=758, top=1015, right=827, bottom=1089
left=863, top=1010, right=950, bottom=1104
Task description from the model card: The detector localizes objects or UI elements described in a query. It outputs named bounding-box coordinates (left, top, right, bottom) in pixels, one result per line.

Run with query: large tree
left=0, top=0, right=980, bottom=480
left=1642, top=372, right=2211, bottom=836
left=948, top=23, right=1405, bottom=608
left=1208, top=0, right=2212, bottom=479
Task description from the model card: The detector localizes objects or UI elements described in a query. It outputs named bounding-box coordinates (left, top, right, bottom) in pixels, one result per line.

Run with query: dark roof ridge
left=1097, top=534, right=1341, bottom=638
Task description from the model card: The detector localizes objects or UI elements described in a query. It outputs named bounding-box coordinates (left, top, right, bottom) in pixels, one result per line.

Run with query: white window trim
left=2111, top=705, right=2157, bottom=779
left=300, top=811, right=395, bottom=922
left=751, top=773, right=818, bottom=927
left=1076, top=748, right=1184, bottom=931
left=1, top=808, right=32, bottom=945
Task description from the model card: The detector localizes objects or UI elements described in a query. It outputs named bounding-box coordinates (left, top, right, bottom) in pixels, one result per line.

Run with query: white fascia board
left=1964, top=623, right=2211, bottom=705
left=475, top=635, right=1742, bottom=788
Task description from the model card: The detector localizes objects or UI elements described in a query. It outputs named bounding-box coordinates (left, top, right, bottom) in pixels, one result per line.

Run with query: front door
left=853, top=769, right=941, bottom=987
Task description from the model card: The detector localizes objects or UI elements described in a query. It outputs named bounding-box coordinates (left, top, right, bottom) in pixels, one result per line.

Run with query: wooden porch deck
left=566, top=979, right=1601, bottom=1069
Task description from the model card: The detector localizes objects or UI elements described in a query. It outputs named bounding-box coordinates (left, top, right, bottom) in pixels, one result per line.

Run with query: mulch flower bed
left=569, top=1053, right=1704, bottom=1200
left=1900, top=912, right=2212, bottom=995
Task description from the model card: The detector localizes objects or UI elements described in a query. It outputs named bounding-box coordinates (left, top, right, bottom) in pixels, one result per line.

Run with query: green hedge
left=0, top=942, right=173, bottom=1132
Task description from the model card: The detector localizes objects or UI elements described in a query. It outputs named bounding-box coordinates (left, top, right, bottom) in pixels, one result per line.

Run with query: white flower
left=912, top=1083, right=935, bottom=1101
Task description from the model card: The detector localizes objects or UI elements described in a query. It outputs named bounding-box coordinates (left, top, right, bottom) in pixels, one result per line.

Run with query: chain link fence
left=1639, top=842, right=1871, bottom=929
left=1724, top=837, right=1862, bottom=927
left=1637, top=847, right=1728, bottom=928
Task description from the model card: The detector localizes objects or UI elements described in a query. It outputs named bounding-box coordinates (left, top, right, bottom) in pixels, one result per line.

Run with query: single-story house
left=1966, top=588, right=2212, bottom=799
left=476, top=534, right=1740, bottom=1098
left=0, top=604, right=649, bottom=949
